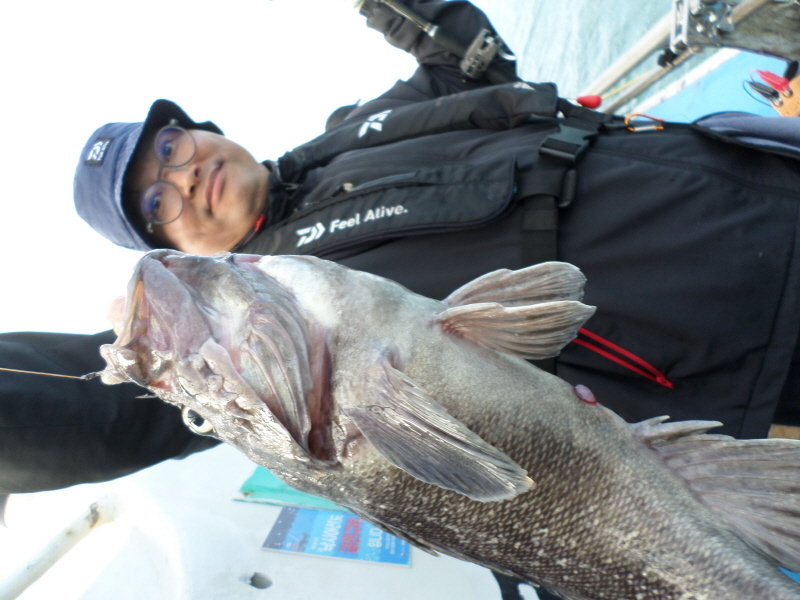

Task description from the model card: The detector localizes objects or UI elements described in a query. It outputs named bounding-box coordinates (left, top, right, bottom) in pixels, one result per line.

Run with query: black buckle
left=540, top=126, right=596, bottom=164
left=460, top=29, right=500, bottom=79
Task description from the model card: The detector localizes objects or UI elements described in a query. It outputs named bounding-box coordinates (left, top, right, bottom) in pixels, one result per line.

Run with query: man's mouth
left=206, top=163, right=224, bottom=211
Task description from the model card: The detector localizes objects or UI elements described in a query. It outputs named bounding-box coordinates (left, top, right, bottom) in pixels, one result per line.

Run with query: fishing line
left=0, top=366, right=156, bottom=399
left=0, top=366, right=101, bottom=380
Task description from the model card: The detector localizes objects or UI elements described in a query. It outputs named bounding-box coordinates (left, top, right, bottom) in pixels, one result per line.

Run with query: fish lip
left=113, top=263, right=152, bottom=348
left=205, top=162, right=224, bottom=211
left=117, top=249, right=209, bottom=354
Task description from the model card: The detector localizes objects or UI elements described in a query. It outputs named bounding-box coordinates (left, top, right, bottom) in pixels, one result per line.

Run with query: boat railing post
left=0, top=497, right=117, bottom=600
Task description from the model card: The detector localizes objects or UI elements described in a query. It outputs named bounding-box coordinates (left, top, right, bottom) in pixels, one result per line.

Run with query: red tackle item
left=576, top=95, right=602, bottom=109
left=757, top=70, right=791, bottom=94
left=573, top=328, right=674, bottom=389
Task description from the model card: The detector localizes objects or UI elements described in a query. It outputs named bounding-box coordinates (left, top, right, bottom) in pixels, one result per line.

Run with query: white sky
left=0, top=0, right=426, bottom=335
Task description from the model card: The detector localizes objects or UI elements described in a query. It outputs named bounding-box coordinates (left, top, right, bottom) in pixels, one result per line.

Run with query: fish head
left=100, top=249, right=333, bottom=470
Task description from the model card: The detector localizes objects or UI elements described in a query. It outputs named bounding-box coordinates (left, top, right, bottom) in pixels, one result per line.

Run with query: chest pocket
left=261, top=157, right=517, bottom=257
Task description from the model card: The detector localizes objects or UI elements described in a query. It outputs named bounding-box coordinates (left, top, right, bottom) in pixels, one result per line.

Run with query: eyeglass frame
left=140, top=119, right=198, bottom=233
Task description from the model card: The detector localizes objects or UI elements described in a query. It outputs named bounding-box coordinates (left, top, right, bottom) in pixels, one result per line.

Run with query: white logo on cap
left=85, top=138, right=112, bottom=166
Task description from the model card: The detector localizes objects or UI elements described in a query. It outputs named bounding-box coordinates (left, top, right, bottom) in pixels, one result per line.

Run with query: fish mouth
left=103, top=249, right=335, bottom=462
left=101, top=249, right=216, bottom=387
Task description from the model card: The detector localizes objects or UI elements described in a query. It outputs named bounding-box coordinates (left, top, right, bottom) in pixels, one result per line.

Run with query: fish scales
left=101, top=250, right=800, bottom=600
left=329, top=346, right=788, bottom=598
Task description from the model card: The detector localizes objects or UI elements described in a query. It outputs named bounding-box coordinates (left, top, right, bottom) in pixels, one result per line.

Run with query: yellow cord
left=602, top=70, right=652, bottom=100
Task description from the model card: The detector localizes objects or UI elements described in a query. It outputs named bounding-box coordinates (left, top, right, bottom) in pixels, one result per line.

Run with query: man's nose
left=162, top=163, right=200, bottom=201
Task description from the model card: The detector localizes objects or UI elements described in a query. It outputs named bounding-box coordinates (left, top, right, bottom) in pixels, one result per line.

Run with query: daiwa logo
left=84, top=137, right=112, bottom=166
left=296, top=223, right=325, bottom=247
left=358, top=110, right=392, bottom=138
left=295, top=205, right=409, bottom=247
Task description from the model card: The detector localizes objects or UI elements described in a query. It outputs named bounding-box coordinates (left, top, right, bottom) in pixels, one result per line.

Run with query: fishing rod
left=373, top=0, right=518, bottom=84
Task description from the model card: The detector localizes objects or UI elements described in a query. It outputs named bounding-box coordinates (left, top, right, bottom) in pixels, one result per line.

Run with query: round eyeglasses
left=140, top=121, right=197, bottom=232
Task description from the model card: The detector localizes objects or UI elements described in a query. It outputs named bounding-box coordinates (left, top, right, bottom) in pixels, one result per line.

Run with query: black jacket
left=3, top=0, right=800, bottom=493
left=240, top=0, right=800, bottom=441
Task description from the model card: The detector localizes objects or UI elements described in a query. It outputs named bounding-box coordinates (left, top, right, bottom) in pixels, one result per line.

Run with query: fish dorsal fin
left=345, top=360, right=534, bottom=502
left=434, top=301, right=595, bottom=360
left=437, top=262, right=595, bottom=360
left=443, top=261, right=588, bottom=308
left=633, top=416, right=800, bottom=572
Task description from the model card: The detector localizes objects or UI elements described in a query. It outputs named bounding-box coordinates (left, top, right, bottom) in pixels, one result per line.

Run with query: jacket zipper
left=571, top=328, right=674, bottom=389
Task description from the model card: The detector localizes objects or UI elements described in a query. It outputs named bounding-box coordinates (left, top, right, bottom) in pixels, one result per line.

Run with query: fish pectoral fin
left=635, top=416, right=800, bottom=573
left=443, top=262, right=588, bottom=308
left=434, top=300, right=595, bottom=360
left=345, top=361, right=534, bottom=502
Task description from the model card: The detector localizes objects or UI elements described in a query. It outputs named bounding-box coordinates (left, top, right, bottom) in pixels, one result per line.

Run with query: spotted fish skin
left=101, top=250, right=800, bottom=600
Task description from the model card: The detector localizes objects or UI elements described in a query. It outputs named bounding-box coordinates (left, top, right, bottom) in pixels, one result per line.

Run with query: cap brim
left=142, top=99, right=224, bottom=140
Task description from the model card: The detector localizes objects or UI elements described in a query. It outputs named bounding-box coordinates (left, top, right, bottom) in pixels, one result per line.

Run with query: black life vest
left=248, top=82, right=609, bottom=258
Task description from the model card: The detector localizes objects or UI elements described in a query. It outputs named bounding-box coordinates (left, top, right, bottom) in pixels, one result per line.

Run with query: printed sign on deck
left=262, top=506, right=411, bottom=566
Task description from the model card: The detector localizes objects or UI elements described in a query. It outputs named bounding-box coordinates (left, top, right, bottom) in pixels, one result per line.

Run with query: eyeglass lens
left=154, top=126, right=195, bottom=167
left=141, top=125, right=197, bottom=227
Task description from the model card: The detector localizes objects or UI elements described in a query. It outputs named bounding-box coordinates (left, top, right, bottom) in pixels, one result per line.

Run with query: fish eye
left=181, top=406, right=216, bottom=436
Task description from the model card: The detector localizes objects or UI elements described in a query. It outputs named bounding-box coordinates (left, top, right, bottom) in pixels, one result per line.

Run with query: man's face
left=127, top=129, right=269, bottom=255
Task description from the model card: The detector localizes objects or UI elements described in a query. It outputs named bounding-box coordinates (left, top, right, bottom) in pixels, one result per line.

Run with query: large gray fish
left=101, top=249, right=800, bottom=600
